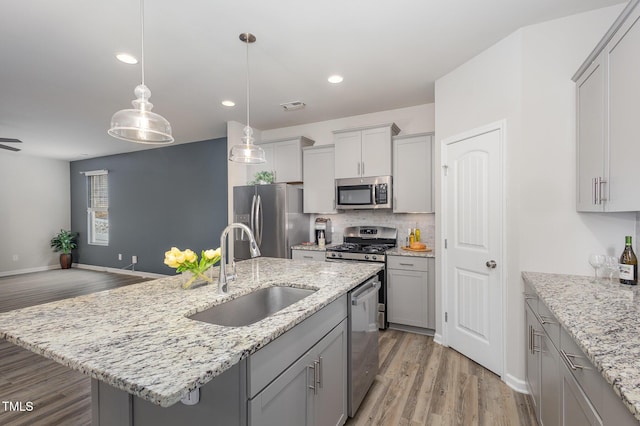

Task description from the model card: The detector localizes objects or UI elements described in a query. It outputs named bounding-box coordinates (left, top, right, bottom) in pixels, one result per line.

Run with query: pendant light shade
left=108, top=0, right=173, bottom=145
left=229, top=33, right=265, bottom=164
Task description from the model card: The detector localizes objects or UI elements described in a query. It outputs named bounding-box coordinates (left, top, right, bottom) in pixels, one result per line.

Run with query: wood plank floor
left=0, top=269, right=537, bottom=426
left=346, top=330, right=538, bottom=426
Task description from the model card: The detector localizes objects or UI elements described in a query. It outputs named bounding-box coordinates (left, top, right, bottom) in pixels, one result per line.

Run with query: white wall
left=0, top=151, right=70, bottom=275
left=435, top=4, right=631, bottom=389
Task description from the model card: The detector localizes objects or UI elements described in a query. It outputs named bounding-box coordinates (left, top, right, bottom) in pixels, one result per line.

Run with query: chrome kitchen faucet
left=219, top=223, right=261, bottom=293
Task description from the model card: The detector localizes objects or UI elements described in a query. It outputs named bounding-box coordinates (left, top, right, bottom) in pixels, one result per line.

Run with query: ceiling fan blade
left=0, top=144, right=21, bottom=152
left=0, top=138, right=22, bottom=144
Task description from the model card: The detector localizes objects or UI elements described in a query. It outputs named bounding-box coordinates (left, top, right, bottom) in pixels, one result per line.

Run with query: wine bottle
left=619, top=236, right=638, bottom=285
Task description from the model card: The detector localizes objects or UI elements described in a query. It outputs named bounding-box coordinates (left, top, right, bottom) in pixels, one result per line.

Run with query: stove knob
left=331, top=253, right=336, bottom=258
left=364, top=255, right=370, bottom=260
left=372, top=255, right=377, bottom=260
left=338, top=253, right=343, bottom=258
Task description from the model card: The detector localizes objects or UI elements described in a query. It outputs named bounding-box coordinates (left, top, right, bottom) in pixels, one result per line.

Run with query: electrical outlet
left=118, top=253, right=122, bottom=261
left=132, top=255, right=138, bottom=264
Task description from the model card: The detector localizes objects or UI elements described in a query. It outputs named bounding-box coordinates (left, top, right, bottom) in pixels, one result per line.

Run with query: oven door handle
left=351, top=281, right=381, bottom=305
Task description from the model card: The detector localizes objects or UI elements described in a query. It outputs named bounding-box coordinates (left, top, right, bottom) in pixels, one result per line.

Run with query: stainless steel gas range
left=325, top=225, right=397, bottom=329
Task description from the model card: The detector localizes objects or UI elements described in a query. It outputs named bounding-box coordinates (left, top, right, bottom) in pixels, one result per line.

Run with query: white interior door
left=443, top=124, right=504, bottom=376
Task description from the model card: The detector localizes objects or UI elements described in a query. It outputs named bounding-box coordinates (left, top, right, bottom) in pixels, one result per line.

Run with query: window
left=86, top=170, right=109, bottom=245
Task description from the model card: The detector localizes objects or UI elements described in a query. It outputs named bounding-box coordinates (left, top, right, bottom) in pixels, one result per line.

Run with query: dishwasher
left=348, top=275, right=381, bottom=417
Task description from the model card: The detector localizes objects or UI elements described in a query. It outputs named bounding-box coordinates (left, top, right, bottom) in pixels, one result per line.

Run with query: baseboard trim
left=503, top=372, right=528, bottom=394
left=0, top=264, right=59, bottom=277
left=388, top=323, right=435, bottom=336
left=74, top=263, right=167, bottom=279
left=433, top=332, right=445, bottom=346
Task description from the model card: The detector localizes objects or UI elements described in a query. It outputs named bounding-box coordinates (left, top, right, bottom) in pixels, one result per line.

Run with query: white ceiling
left=0, top=0, right=624, bottom=161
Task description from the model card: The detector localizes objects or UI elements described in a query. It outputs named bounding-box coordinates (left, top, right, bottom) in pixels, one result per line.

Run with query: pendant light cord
left=140, top=0, right=145, bottom=86
left=245, top=33, right=250, bottom=133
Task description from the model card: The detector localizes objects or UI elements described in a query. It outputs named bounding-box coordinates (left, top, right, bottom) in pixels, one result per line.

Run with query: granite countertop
left=291, top=243, right=337, bottom=251
left=0, top=258, right=382, bottom=408
left=386, top=247, right=435, bottom=258
left=522, top=271, right=640, bottom=421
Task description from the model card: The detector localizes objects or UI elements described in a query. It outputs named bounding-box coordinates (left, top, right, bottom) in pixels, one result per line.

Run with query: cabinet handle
left=538, top=314, right=556, bottom=325
left=532, top=329, right=543, bottom=353
left=593, top=177, right=597, bottom=205
left=303, top=255, right=313, bottom=259
left=523, top=292, right=537, bottom=301
left=357, top=162, right=360, bottom=176
left=528, top=325, right=533, bottom=354
left=307, top=364, right=317, bottom=394
left=560, top=350, right=584, bottom=370
left=318, top=356, right=323, bottom=389
left=597, top=177, right=607, bottom=204
left=399, top=263, right=415, bottom=267
left=362, top=162, right=365, bottom=175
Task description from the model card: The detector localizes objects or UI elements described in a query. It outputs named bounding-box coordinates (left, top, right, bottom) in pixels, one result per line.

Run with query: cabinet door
left=540, top=332, right=561, bottom=426
left=562, top=361, right=603, bottom=426
left=575, top=55, right=606, bottom=212
left=361, top=126, right=392, bottom=177
left=393, top=134, right=433, bottom=213
left=334, top=131, right=362, bottom=179
left=525, top=305, right=541, bottom=416
left=249, top=349, right=315, bottom=426
left=606, top=7, right=640, bottom=211
left=303, top=145, right=337, bottom=213
left=387, top=268, right=429, bottom=328
left=273, top=139, right=303, bottom=183
left=314, top=320, right=347, bottom=426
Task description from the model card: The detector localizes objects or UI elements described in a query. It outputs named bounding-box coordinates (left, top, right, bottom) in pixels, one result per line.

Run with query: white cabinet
left=291, top=249, right=326, bottom=261
left=575, top=3, right=640, bottom=212
left=248, top=136, right=314, bottom=183
left=386, top=256, right=435, bottom=330
left=333, top=123, right=399, bottom=179
left=302, top=145, right=337, bottom=213
left=249, top=320, right=347, bottom=426
left=393, top=133, right=434, bottom=213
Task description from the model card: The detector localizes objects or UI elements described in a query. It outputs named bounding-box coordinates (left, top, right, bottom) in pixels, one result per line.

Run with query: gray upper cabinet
left=393, top=133, right=434, bottom=213
left=302, top=145, right=337, bottom=213
left=248, top=136, right=314, bottom=183
left=333, top=123, right=400, bottom=179
left=574, top=1, right=640, bottom=212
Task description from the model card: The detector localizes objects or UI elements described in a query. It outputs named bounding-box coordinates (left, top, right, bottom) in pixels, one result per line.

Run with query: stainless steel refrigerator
left=233, top=183, right=310, bottom=260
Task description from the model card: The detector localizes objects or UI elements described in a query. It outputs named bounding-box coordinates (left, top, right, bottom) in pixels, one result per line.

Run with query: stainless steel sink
left=188, top=286, right=316, bottom=327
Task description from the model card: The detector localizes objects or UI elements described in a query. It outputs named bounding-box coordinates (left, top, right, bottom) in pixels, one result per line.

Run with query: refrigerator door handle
left=249, top=194, right=257, bottom=239
left=256, top=195, right=263, bottom=246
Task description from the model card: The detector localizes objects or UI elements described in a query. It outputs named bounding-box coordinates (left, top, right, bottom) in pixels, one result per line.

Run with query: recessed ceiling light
left=221, top=100, right=236, bottom=107
left=116, top=53, right=138, bottom=64
left=328, top=75, right=344, bottom=84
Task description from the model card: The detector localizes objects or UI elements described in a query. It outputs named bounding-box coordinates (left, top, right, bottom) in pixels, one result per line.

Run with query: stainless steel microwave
left=335, top=176, right=392, bottom=210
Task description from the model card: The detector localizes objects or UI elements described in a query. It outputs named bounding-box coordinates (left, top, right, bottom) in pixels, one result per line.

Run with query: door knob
left=486, top=260, right=497, bottom=269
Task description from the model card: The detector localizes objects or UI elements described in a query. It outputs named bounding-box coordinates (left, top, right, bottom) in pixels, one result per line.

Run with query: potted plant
left=50, top=229, right=78, bottom=269
left=249, top=170, right=274, bottom=185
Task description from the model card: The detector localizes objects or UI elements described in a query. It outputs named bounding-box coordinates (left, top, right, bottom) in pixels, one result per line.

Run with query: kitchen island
left=523, top=271, right=640, bottom=423
left=0, top=258, right=382, bottom=424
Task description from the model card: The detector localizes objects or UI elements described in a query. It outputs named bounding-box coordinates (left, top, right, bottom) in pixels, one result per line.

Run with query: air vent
left=280, top=101, right=306, bottom=111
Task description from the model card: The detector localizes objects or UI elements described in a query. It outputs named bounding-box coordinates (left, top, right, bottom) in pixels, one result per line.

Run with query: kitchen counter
left=522, top=271, right=640, bottom=421
left=386, top=246, right=435, bottom=258
left=0, top=257, right=382, bottom=408
left=290, top=243, right=339, bottom=251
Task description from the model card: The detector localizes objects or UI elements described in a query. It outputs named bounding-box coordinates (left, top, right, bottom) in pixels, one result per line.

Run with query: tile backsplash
left=311, top=211, right=435, bottom=249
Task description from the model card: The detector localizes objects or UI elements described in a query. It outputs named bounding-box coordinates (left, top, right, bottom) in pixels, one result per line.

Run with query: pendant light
left=108, top=0, right=174, bottom=144
left=229, top=33, right=266, bottom=164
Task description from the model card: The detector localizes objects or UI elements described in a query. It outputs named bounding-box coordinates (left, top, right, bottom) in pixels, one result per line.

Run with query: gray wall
left=70, top=138, right=228, bottom=275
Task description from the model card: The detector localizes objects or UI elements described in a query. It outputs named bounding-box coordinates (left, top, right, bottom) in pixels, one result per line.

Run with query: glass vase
left=181, top=269, right=214, bottom=290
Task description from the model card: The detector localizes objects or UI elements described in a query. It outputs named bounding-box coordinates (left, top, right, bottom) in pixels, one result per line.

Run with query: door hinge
left=444, top=239, right=448, bottom=249
left=445, top=312, right=448, bottom=322
left=442, top=164, right=449, bottom=176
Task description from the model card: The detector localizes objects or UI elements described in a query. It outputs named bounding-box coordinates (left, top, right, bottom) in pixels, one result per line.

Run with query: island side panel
left=92, top=360, right=246, bottom=426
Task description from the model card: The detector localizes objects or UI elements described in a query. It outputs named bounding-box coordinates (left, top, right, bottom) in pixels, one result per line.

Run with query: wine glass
left=603, top=255, right=619, bottom=283
left=588, top=253, right=605, bottom=283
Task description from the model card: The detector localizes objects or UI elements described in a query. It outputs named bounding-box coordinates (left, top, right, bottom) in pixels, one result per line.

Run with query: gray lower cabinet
left=387, top=256, right=435, bottom=331
left=249, top=319, right=347, bottom=426
left=523, top=284, right=639, bottom=426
